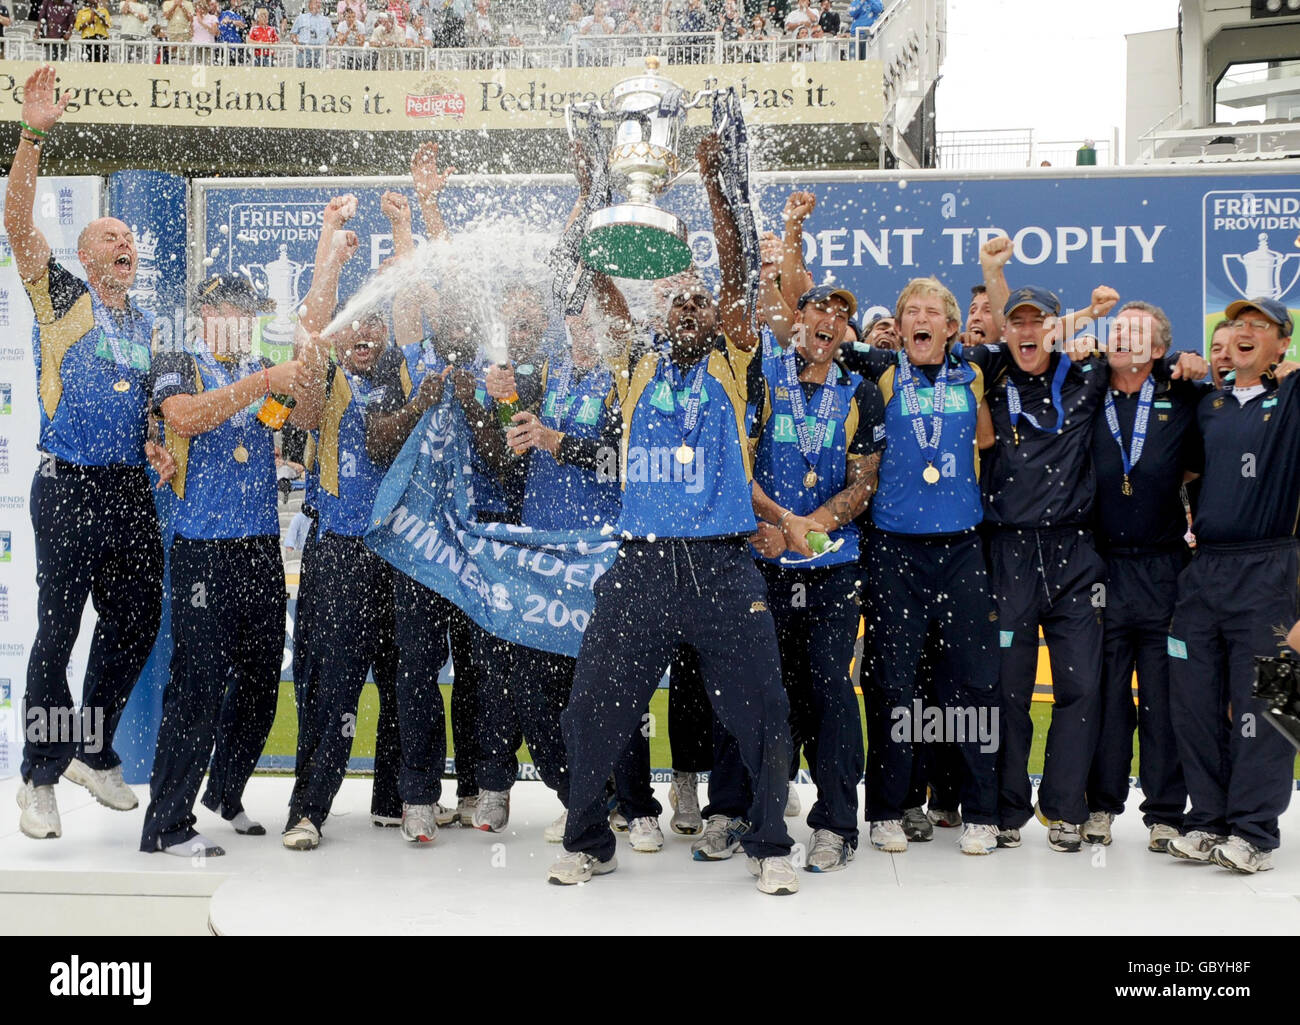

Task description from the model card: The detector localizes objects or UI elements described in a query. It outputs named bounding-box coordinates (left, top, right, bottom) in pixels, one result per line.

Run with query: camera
left=1253, top=652, right=1300, bottom=752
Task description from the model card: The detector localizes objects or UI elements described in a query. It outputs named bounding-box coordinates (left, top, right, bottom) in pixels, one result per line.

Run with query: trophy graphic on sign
left=565, top=56, right=723, bottom=280
left=1223, top=233, right=1300, bottom=302
left=239, top=244, right=311, bottom=346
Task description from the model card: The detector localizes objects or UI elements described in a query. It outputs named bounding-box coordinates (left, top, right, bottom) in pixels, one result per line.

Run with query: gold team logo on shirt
left=750, top=601, right=768, bottom=613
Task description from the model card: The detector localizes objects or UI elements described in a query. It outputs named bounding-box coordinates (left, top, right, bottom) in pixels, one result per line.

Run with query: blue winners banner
left=366, top=399, right=619, bottom=659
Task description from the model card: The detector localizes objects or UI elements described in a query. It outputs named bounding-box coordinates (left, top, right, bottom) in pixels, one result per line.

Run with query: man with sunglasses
left=1165, top=298, right=1300, bottom=873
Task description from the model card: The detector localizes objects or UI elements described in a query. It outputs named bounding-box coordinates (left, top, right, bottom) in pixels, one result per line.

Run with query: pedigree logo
left=405, top=91, right=466, bottom=120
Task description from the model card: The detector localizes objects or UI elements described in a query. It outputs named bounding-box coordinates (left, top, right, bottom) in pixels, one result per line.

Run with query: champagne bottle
left=496, top=389, right=520, bottom=429
left=806, top=531, right=844, bottom=555
left=258, top=392, right=296, bottom=430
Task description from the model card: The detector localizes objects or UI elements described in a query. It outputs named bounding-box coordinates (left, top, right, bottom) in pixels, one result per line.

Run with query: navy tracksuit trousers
left=1086, top=549, right=1187, bottom=828
left=23, top=463, right=163, bottom=786
left=141, top=535, right=283, bottom=851
left=864, top=531, right=999, bottom=825
left=562, top=538, right=792, bottom=861
left=1168, top=540, right=1299, bottom=850
left=989, top=527, right=1106, bottom=828
left=286, top=532, right=400, bottom=831
left=905, top=628, right=965, bottom=812
left=478, top=643, right=659, bottom=819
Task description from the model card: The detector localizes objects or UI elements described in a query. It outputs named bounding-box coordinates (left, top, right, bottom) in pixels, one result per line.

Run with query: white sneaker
left=996, top=828, right=1021, bottom=849
left=691, top=814, right=744, bottom=861
left=547, top=850, right=617, bottom=885
left=785, top=782, right=801, bottom=818
left=371, top=813, right=402, bottom=828
left=16, top=780, right=61, bottom=839
left=628, top=816, right=664, bottom=853
left=544, top=810, right=567, bottom=844
left=456, top=794, right=478, bottom=827
left=870, top=820, right=907, bottom=853
left=401, top=803, right=438, bottom=844
left=160, top=833, right=225, bottom=858
left=958, top=823, right=999, bottom=855
left=64, top=759, right=138, bottom=811
left=669, top=771, right=703, bottom=835
left=434, top=802, right=457, bottom=827
left=1035, top=802, right=1082, bottom=853
left=1167, top=830, right=1227, bottom=863
left=747, top=855, right=800, bottom=895
left=1148, top=823, right=1180, bottom=853
left=282, top=817, right=320, bottom=850
left=927, top=807, right=962, bottom=828
left=1081, top=811, right=1114, bottom=846
left=806, top=829, right=855, bottom=872
left=1209, top=835, right=1275, bottom=874
left=609, top=809, right=628, bottom=832
left=473, top=789, right=510, bottom=832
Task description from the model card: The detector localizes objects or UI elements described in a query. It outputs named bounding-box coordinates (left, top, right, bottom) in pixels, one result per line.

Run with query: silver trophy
left=566, top=56, right=719, bottom=280
left=239, top=244, right=311, bottom=345
left=1223, top=233, right=1300, bottom=302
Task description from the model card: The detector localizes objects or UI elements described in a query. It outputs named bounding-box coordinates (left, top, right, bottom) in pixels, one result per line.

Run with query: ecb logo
left=1203, top=189, right=1300, bottom=356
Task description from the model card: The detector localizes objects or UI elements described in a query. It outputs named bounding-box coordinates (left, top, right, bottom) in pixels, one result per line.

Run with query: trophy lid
left=610, top=55, right=680, bottom=111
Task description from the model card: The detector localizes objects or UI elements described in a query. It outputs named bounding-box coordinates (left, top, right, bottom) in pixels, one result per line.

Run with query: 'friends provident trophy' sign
left=565, top=56, right=719, bottom=280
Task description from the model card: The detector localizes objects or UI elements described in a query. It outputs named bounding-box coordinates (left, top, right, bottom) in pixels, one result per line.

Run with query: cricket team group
left=9, top=65, right=1300, bottom=896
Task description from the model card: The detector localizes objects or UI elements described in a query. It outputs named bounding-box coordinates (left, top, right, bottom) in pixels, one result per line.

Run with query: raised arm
left=298, top=195, right=358, bottom=336
left=759, top=231, right=795, bottom=347
left=698, top=132, right=758, bottom=352
left=979, top=235, right=1012, bottom=340
left=411, top=141, right=453, bottom=242
left=779, top=190, right=816, bottom=310
left=4, top=67, right=70, bottom=284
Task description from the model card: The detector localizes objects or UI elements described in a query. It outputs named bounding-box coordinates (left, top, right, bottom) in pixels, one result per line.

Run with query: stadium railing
left=4, top=31, right=866, bottom=71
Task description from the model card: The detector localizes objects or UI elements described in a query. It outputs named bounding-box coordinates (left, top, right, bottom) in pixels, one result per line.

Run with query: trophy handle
left=1279, top=254, right=1300, bottom=302
left=1222, top=254, right=1247, bottom=300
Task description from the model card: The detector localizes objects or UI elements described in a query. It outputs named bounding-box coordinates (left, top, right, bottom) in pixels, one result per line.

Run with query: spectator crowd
left=13, top=0, right=884, bottom=64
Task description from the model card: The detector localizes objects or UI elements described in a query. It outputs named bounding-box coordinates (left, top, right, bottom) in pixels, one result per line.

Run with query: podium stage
left=2, top=774, right=1299, bottom=935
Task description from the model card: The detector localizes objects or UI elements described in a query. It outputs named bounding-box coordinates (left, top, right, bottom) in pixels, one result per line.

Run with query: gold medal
left=922, top=464, right=941, bottom=485
left=1121, top=474, right=1133, bottom=497
left=233, top=445, right=249, bottom=463
left=675, top=445, right=694, bottom=465
left=803, top=469, right=818, bottom=489
left=113, top=379, right=131, bottom=393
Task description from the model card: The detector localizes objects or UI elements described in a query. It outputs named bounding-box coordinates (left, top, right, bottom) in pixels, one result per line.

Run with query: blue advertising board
left=200, top=166, right=1300, bottom=360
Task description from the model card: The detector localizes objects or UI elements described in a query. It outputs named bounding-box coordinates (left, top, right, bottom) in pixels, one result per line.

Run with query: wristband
left=263, top=366, right=272, bottom=395
left=20, top=134, right=43, bottom=150
left=20, top=121, right=48, bottom=139
left=777, top=510, right=793, bottom=531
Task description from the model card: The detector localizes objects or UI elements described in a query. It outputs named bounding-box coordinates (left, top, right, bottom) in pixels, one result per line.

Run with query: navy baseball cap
left=194, top=273, right=268, bottom=313
left=798, top=284, right=858, bottom=319
left=1003, top=285, right=1061, bottom=318
left=1225, top=297, right=1293, bottom=336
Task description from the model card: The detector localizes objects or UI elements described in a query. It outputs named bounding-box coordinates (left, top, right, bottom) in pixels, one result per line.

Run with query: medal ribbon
left=657, top=347, right=709, bottom=452
left=196, top=347, right=261, bottom=428
left=1006, top=355, right=1071, bottom=436
left=89, top=290, right=144, bottom=371
left=781, top=350, right=837, bottom=472
left=896, top=351, right=949, bottom=469
left=1103, top=375, right=1155, bottom=482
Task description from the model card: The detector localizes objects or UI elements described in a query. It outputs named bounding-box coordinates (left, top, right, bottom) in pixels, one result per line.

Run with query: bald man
left=7, top=66, right=174, bottom=841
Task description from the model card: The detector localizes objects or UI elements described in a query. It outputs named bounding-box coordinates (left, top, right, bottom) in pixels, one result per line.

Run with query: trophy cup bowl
left=573, top=56, right=699, bottom=280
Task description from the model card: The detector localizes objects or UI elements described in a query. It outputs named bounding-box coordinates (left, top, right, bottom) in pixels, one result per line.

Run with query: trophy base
left=581, top=204, right=692, bottom=280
